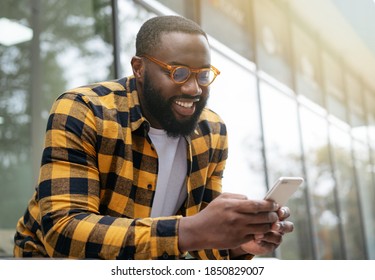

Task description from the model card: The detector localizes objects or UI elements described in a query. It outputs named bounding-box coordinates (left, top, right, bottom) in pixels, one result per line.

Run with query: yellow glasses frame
left=142, top=54, right=220, bottom=86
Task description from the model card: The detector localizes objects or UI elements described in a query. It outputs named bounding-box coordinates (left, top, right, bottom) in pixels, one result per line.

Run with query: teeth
left=175, top=100, right=194, bottom=108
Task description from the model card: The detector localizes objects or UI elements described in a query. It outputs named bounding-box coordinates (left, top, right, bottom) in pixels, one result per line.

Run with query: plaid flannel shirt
left=14, top=76, right=231, bottom=260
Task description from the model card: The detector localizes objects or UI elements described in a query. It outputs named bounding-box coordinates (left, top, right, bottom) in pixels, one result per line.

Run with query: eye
left=197, top=70, right=211, bottom=84
left=172, top=67, right=190, bottom=83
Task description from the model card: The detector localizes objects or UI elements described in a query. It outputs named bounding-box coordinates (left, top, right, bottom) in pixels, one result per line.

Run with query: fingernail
left=274, top=222, right=281, bottom=231
left=280, top=208, right=286, bottom=216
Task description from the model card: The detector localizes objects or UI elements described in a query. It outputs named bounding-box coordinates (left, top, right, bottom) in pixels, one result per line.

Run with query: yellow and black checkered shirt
left=14, top=76, right=230, bottom=260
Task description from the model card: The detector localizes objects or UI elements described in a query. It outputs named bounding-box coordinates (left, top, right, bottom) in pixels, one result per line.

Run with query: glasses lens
left=197, top=69, right=214, bottom=86
left=172, top=67, right=190, bottom=83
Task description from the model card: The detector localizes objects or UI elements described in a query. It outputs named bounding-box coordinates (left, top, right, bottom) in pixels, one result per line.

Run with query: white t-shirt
left=148, top=127, right=187, bottom=217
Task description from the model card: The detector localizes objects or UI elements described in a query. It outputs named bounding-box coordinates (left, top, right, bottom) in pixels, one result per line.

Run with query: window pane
left=361, top=88, right=375, bottom=260
left=260, top=82, right=312, bottom=259
left=201, top=0, right=254, bottom=61
left=292, top=23, right=324, bottom=106
left=299, top=107, right=342, bottom=259
left=352, top=139, right=375, bottom=259
left=346, top=73, right=366, bottom=140
left=323, top=52, right=347, bottom=123
left=208, top=53, right=264, bottom=200
left=118, top=0, right=156, bottom=77
left=0, top=1, right=33, bottom=235
left=157, top=0, right=186, bottom=15
left=365, top=89, right=375, bottom=151
left=0, top=0, right=113, bottom=256
left=254, top=0, right=292, bottom=87
left=329, top=125, right=366, bottom=259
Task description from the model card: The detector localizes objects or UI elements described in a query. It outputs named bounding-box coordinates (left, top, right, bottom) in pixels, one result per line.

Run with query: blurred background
left=1, top=0, right=375, bottom=259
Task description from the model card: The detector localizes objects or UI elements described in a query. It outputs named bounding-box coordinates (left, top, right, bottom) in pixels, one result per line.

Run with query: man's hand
left=238, top=206, right=294, bottom=256
left=178, top=193, right=280, bottom=252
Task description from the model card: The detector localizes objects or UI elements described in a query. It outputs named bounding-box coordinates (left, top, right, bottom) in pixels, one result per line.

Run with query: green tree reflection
left=0, top=0, right=113, bottom=229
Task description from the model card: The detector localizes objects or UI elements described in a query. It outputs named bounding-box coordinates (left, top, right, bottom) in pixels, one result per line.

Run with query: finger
left=219, top=192, right=248, bottom=200
left=226, top=212, right=278, bottom=238
left=254, top=239, right=279, bottom=252
left=244, top=211, right=279, bottom=225
left=272, top=221, right=294, bottom=234
left=254, top=234, right=264, bottom=240
left=278, top=207, right=290, bottom=220
left=236, top=199, right=279, bottom=214
left=260, top=231, right=283, bottom=246
left=243, top=222, right=274, bottom=235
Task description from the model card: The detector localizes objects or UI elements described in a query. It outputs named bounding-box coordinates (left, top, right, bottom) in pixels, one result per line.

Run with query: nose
left=180, top=74, right=202, bottom=96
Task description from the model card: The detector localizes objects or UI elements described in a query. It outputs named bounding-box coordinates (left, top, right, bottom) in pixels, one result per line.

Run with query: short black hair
left=135, top=15, right=208, bottom=56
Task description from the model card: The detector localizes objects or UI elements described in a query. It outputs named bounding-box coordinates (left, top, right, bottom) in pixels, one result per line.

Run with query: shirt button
left=162, top=252, right=169, bottom=259
left=147, top=184, right=152, bottom=189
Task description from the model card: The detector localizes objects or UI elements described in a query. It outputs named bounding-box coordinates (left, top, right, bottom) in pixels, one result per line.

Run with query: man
left=14, top=15, right=293, bottom=260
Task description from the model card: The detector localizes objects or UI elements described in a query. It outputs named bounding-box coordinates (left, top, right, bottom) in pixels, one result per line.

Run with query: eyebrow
left=168, top=61, right=211, bottom=69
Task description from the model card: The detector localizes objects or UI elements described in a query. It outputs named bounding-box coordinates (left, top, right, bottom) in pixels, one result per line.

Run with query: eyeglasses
left=141, top=55, right=220, bottom=87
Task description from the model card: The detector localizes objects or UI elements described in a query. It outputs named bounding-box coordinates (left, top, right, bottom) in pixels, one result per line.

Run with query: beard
left=141, top=71, right=208, bottom=138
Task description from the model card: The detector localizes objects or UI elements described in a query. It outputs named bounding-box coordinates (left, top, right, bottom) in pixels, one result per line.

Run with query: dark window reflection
left=0, top=0, right=113, bottom=230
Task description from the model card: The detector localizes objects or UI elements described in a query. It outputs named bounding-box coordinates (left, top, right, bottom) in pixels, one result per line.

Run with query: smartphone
left=264, top=177, right=304, bottom=206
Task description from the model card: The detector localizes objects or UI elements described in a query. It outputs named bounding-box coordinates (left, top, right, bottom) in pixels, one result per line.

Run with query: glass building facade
left=1, top=0, right=374, bottom=259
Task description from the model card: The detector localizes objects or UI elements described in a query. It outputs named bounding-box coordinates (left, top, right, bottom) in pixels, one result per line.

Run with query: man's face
left=142, top=70, right=207, bottom=137
left=138, top=32, right=212, bottom=137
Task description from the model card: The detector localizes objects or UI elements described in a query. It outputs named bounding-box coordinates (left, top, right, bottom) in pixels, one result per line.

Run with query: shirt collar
left=123, top=76, right=150, bottom=132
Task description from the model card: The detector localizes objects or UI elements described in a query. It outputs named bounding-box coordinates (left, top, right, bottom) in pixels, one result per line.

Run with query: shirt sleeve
left=37, top=92, right=182, bottom=259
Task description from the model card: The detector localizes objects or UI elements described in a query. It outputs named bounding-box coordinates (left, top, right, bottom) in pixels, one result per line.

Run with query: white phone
left=264, top=177, right=304, bottom=206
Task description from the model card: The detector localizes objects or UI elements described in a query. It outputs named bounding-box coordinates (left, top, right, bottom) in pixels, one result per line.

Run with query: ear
left=131, top=56, right=144, bottom=81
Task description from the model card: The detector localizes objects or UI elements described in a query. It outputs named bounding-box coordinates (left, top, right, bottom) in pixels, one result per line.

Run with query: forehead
left=154, top=32, right=211, bottom=67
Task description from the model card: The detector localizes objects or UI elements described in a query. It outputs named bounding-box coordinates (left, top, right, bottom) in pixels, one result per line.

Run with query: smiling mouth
left=175, top=100, right=194, bottom=108
left=174, top=97, right=200, bottom=108
left=173, top=97, right=200, bottom=116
